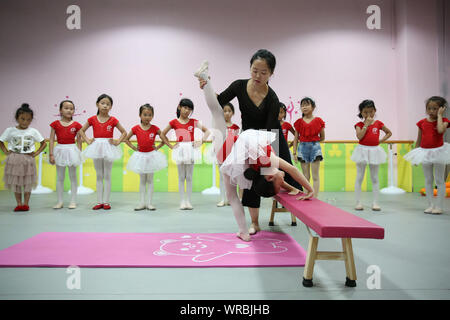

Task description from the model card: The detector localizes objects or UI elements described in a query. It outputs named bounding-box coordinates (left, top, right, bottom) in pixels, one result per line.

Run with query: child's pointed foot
left=248, top=223, right=261, bottom=235
left=372, top=204, right=381, bottom=211
left=68, top=202, right=77, bottom=209
left=194, top=60, right=209, bottom=80
left=53, top=202, right=64, bottom=209
left=134, top=204, right=146, bottom=211
left=424, top=206, right=434, bottom=214
left=431, top=208, right=443, bottom=215
left=236, top=232, right=251, bottom=242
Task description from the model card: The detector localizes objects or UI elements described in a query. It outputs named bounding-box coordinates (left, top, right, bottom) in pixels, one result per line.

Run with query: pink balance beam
left=274, top=192, right=385, bottom=239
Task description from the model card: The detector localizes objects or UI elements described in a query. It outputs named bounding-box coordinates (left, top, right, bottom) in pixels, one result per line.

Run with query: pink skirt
left=3, top=153, right=37, bottom=192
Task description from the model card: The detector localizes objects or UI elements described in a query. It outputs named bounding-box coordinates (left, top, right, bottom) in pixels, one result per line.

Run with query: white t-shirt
left=0, top=127, right=44, bottom=153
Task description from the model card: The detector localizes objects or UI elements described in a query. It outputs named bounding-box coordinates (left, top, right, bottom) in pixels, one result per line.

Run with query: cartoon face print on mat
left=153, top=235, right=287, bottom=262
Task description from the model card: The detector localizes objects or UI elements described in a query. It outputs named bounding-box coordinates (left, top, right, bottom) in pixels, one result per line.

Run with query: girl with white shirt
left=0, top=104, right=46, bottom=212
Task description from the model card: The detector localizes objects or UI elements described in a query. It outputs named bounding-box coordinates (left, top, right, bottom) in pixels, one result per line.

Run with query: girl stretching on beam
left=195, top=61, right=314, bottom=241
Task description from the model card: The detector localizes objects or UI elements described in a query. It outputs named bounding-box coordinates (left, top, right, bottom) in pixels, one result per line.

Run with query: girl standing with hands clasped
left=79, top=94, right=127, bottom=210
left=161, top=98, right=210, bottom=210
left=351, top=100, right=392, bottom=211
left=293, top=98, right=325, bottom=197
left=49, top=100, right=83, bottom=209
left=125, top=103, right=172, bottom=211
left=404, top=96, right=449, bottom=214
left=0, top=104, right=46, bottom=212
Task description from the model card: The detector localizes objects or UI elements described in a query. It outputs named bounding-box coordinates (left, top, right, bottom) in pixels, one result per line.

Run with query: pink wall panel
left=0, top=0, right=444, bottom=141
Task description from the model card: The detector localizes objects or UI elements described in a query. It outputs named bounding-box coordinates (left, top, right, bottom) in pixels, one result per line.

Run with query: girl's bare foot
left=431, top=208, right=443, bottom=215
left=424, top=206, right=433, bottom=214
left=53, top=203, right=64, bottom=209
left=236, top=232, right=251, bottom=242
left=248, top=223, right=261, bottom=235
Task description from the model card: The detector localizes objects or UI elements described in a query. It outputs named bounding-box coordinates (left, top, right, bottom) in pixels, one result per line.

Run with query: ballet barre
left=270, top=192, right=384, bottom=287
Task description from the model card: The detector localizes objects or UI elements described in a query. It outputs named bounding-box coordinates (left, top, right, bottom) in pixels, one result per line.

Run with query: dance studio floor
left=0, top=190, right=449, bottom=300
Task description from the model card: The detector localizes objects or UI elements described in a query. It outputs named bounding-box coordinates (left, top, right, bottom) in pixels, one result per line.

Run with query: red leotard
left=50, top=120, right=82, bottom=144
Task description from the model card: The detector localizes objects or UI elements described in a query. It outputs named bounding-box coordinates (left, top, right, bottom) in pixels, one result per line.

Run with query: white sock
left=146, top=173, right=154, bottom=206
left=177, top=164, right=186, bottom=204
left=194, top=60, right=209, bottom=80
left=103, top=160, right=113, bottom=204
left=355, top=163, right=366, bottom=205
left=68, top=166, right=78, bottom=203
left=56, top=165, right=66, bottom=203
left=434, top=163, right=446, bottom=209
left=185, top=164, right=194, bottom=204
left=93, top=159, right=104, bottom=204
left=219, top=169, right=226, bottom=202
left=201, top=69, right=227, bottom=156
left=139, top=174, right=147, bottom=206
left=369, top=164, right=380, bottom=206
left=223, top=173, right=248, bottom=235
left=422, top=163, right=435, bottom=208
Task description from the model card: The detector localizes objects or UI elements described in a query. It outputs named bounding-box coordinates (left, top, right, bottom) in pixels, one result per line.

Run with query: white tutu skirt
left=202, top=143, right=216, bottom=165
left=53, top=144, right=83, bottom=167
left=403, top=143, right=450, bottom=165
left=82, top=138, right=123, bottom=162
left=220, top=129, right=277, bottom=189
left=171, top=142, right=202, bottom=164
left=351, top=145, right=387, bottom=165
left=126, top=150, right=168, bottom=174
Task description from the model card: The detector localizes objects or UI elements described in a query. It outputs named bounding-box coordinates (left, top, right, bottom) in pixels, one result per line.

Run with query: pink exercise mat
left=0, top=231, right=306, bottom=268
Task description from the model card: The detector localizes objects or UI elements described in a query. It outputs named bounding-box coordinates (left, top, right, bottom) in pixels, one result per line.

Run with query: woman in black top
left=198, top=49, right=301, bottom=235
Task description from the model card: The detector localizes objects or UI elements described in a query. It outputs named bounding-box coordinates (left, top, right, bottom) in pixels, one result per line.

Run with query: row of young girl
left=279, top=95, right=450, bottom=214
left=0, top=94, right=448, bottom=216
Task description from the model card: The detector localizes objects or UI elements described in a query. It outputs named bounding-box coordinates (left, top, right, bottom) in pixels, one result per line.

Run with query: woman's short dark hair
left=250, top=49, right=276, bottom=74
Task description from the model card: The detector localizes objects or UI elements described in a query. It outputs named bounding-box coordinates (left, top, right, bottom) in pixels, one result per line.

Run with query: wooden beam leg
left=302, top=235, right=319, bottom=287
left=290, top=213, right=297, bottom=226
left=342, top=238, right=357, bottom=287
left=269, top=200, right=277, bottom=226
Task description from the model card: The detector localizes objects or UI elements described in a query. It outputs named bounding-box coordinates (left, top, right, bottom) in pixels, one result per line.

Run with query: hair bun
left=244, top=168, right=259, bottom=181
left=21, top=103, right=30, bottom=109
